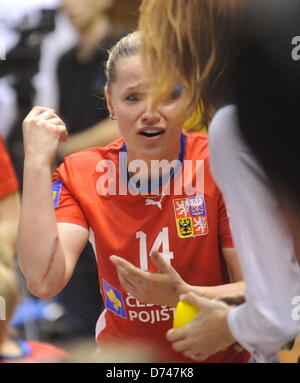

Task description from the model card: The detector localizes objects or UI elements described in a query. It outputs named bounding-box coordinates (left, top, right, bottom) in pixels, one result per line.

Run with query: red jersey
left=0, top=339, right=69, bottom=363
left=53, top=132, right=249, bottom=363
left=0, top=137, right=18, bottom=199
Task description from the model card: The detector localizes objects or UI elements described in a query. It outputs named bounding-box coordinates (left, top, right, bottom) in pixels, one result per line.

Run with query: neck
left=127, top=151, right=181, bottom=187
left=77, top=15, right=111, bottom=61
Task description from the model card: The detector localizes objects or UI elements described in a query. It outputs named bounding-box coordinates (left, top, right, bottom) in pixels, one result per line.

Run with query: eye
left=126, top=93, right=140, bottom=101
left=164, top=84, right=184, bottom=103
left=170, top=84, right=183, bottom=100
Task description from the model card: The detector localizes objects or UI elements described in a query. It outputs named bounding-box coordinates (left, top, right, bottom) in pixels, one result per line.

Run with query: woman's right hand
left=22, top=106, right=68, bottom=166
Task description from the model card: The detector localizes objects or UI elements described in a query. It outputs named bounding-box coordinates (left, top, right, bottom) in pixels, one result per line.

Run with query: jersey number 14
left=136, top=227, right=174, bottom=271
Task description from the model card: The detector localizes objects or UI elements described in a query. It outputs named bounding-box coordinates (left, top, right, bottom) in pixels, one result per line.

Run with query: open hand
left=110, top=251, right=189, bottom=307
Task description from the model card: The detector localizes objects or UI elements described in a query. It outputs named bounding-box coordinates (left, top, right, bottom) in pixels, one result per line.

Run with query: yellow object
left=277, top=334, right=300, bottom=363
left=107, top=289, right=122, bottom=311
left=173, top=300, right=198, bottom=328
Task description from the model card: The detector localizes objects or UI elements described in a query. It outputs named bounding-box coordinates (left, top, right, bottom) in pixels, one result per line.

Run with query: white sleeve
left=208, top=105, right=300, bottom=361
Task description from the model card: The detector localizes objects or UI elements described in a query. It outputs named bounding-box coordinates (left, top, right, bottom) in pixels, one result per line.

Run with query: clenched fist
left=22, top=106, right=68, bottom=166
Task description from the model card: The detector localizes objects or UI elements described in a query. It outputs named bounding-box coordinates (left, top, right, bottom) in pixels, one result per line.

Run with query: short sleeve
left=0, top=137, right=19, bottom=199
left=218, top=193, right=234, bottom=248
left=52, top=163, right=89, bottom=229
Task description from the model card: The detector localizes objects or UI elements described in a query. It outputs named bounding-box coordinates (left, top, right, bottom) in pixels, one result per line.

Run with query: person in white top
left=109, top=0, right=300, bottom=362
left=208, top=105, right=300, bottom=362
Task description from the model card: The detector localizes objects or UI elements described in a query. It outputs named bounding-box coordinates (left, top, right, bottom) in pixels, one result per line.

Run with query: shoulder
left=0, top=136, right=9, bottom=160
left=0, top=136, right=6, bottom=161
left=0, top=137, right=19, bottom=197
left=184, top=132, right=209, bottom=160
left=183, top=132, right=222, bottom=199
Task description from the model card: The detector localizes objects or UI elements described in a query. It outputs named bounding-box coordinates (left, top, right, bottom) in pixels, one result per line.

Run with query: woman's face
left=105, top=54, right=189, bottom=163
left=62, top=0, right=114, bottom=30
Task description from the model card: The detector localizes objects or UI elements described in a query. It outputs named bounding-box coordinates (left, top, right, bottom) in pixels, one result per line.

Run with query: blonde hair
left=139, top=0, right=241, bottom=128
left=105, top=31, right=140, bottom=88
left=0, top=263, right=20, bottom=342
left=0, top=239, right=20, bottom=342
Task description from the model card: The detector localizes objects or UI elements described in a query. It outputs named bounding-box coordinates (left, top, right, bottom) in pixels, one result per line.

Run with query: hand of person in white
left=166, top=293, right=235, bottom=361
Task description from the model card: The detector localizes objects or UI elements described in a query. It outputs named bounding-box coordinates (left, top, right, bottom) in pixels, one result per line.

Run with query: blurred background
left=0, top=0, right=141, bottom=361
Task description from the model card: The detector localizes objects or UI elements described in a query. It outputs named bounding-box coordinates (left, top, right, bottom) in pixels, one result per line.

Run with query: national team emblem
left=173, top=196, right=209, bottom=238
left=52, top=181, right=63, bottom=208
left=103, top=279, right=127, bottom=319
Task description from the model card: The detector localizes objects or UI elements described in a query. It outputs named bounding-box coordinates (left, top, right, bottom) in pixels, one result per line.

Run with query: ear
left=105, top=87, right=115, bottom=116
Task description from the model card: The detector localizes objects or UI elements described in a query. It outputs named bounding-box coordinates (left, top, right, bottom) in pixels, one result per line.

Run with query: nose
left=141, top=104, right=161, bottom=125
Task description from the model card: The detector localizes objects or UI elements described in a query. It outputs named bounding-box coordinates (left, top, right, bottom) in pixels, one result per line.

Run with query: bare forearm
left=58, top=119, right=119, bottom=157
left=76, top=118, right=119, bottom=148
left=18, top=160, right=66, bottom=296
left=188, top=281, right=245, bottom=300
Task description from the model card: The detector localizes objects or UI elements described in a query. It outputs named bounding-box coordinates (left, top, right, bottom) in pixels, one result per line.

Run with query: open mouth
left=139, top=129, right=165, bottom=138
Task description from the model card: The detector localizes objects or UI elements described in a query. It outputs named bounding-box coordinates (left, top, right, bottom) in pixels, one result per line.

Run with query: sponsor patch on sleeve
left=103, top=279, right=127, bottom=319
left=52, top=180, right=63, bottom=208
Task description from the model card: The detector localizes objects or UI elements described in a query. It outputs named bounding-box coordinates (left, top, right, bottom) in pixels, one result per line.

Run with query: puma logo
left=145, top=194, right=166, bottom=210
